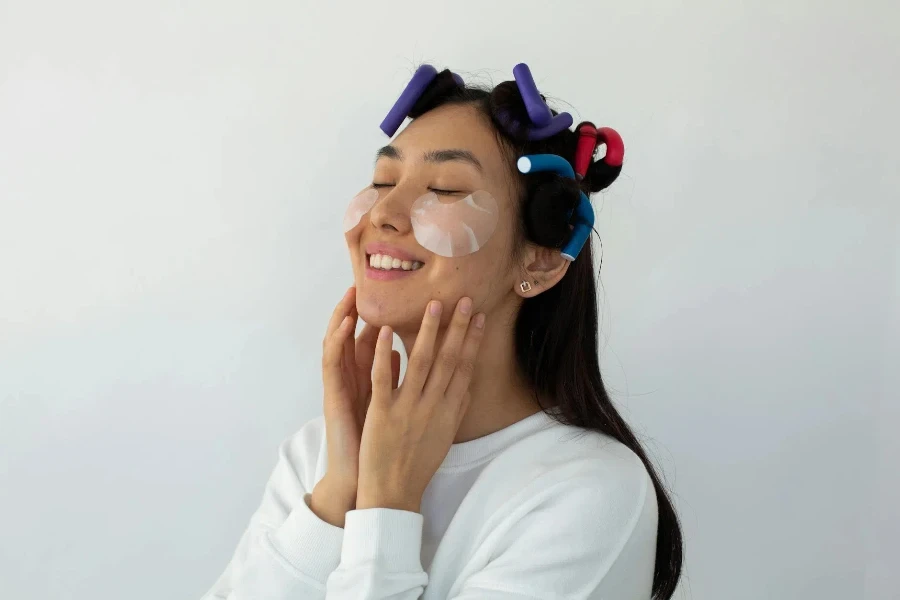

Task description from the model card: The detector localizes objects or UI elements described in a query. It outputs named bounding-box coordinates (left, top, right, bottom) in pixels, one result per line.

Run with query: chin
left=355, top=283, right=423, bottom=331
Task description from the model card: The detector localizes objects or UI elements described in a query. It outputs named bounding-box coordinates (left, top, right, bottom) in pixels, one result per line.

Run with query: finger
left=322, top=315, right=355, bottom=392
left=443, top=312, right=486, bottom=408
left=354, top=323, right=380, bottom=395
left=404, top=300, right=443, bottom=393
left=353, top=323, right=379, bottom=425
left=371, top=326, right=394, bottom=406
left=391, top=350, right=401, bottom=389
left=324, top=287, right=356, bottom=347
left=341, top=307, right=359, bottom=385
left=422, top=297, right=473, bottom=397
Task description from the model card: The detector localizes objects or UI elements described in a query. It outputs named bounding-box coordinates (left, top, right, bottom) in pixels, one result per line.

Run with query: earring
left=519, top=281, right=532, bottom=293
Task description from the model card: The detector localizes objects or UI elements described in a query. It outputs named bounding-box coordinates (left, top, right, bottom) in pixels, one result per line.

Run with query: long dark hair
left=407, top=69, right=683, bottom=599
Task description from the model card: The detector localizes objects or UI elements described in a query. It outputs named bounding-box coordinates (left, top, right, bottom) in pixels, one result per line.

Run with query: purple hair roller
left=496, top=109, right=573, bottom=141
left=452, top=72, right=465, bottom=87
left=513, top=63, right=552, bottom=127
left=527, top=112, right=573, bottom=140
left=380, top=64, right=438, bottom=137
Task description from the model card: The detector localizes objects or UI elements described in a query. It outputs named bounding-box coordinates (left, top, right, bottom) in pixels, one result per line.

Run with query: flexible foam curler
left=574, top=122, right=598, bottom=178
left=517, top=153, right=594, bottom=261
left=379, top=65, right=466, bottom=137
left=596, top=127, right=624, bottom=167
left=513, top=63, right=552, bottom=127
left=517, top=154, right=575, bottom=179
left=561, top=194, right=594, bottom=261
left=380, top=64, right=438, bottom=137
left=494, top=63, right=573, bottom=141
left=526, top=112, right=573, bottom=140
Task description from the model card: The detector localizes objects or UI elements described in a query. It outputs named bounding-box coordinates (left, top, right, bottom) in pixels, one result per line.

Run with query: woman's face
left=345, top=103, right=521, bottom=331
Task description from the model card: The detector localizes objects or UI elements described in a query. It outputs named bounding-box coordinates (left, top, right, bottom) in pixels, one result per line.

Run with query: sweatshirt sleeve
left=201, top=418, right=344, bottom=600
left=324, top=507, right=430, bottom=597
left=324, top=463, right=658, bottom=600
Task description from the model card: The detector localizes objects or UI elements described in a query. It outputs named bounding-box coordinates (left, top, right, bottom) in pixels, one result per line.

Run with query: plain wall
left=1, top=1, right=897, bottom=598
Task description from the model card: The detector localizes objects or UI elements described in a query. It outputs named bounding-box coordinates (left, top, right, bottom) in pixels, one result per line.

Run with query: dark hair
left=408, top=69, right=683, bottom=599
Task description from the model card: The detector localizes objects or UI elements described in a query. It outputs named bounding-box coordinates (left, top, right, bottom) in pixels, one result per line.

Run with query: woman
left=203, top=63, right=683, bottom=599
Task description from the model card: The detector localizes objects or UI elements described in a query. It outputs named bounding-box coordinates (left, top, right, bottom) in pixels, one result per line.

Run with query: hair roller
left=524, top=175, right=582, bottom=248
left=408, top=69, right=466, bottom=118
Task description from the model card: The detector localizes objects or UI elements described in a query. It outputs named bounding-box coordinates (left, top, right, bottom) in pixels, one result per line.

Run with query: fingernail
left=474, top=313, right=486, bottom=329
left=459, top=297, right=472, bottom=316
left=379, top=326, right=392, bottom=340
left=429, top=301, right=442, bottom=316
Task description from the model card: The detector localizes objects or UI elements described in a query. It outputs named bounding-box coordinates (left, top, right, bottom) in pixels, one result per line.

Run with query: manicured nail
left=379, top=326, right=392, bottom=340
left=459, top=297, right=472, bottom=316
left=429, top=301, right=443, bottom=316
left=474, top=313, right=485, bottom=329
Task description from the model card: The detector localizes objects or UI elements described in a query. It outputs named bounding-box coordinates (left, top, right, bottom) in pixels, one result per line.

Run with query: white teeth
left=368, top=253, right=424, bottom=271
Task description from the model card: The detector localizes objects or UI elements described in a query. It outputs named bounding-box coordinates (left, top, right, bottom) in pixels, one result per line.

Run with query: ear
left=514, top=244, right=570, bottom=298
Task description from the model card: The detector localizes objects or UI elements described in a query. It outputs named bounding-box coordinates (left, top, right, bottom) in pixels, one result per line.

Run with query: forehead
left=390, top=103, right=512, bottom=187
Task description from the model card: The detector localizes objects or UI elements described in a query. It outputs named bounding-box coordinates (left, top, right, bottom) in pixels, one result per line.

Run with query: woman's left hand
left=355, top=297, right=486, bottom=513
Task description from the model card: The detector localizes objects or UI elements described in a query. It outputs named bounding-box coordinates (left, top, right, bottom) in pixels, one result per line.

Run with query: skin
left=312, top=103, right=571, bottom=523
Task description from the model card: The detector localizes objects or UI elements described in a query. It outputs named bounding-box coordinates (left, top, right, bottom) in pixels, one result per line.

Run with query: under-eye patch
left=342, top=187, right=499, bottom=258
left=342, top=188, right=380, bottom=233
left=409, top=191, right=498, bottom=257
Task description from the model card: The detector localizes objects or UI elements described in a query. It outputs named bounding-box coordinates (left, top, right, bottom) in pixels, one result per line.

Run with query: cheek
left=425, top=244, right=510, bottom=305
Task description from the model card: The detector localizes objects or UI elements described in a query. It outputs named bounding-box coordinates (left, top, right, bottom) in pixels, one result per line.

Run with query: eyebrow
left=374, top=145, right=483, bottom=173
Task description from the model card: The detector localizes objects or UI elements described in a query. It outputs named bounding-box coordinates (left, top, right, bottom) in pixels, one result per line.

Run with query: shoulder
left=485, top=419, right=657, bottom=529
left=460, top=422, right=658, bottom=594
left=508, top=418, right=652, bottom=494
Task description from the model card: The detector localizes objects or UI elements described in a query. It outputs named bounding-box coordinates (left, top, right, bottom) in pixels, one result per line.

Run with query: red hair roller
left=574, top=123, right=625, bottom=178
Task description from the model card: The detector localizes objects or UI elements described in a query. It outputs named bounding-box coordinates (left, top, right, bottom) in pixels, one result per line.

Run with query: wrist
left=316, top=474, right=357, bottom=501
left=311, top=478, right=357, bottom=528
left=356, top=489, right=421, bottom=513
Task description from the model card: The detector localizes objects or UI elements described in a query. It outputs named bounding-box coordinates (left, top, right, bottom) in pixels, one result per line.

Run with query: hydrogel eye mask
left=343, top=188, right=379, bottom=232
left=410, top=191, right=498, bottom=257
left=342, top=188, right=499, bottom=258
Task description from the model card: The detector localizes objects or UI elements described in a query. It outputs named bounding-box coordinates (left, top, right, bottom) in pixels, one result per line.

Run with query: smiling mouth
left=366, top=253, right=424, bottom=272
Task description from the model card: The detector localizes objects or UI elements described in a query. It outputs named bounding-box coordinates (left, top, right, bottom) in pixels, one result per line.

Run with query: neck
left=396, top=300, right=542, bottom=444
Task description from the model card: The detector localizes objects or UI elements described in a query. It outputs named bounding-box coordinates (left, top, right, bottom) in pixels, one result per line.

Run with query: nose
left=367, top=188, right=414, bottom=235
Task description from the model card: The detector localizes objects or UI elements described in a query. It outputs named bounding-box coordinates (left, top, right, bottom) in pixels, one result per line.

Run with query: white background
left=1, top=1, right=897, bottom=598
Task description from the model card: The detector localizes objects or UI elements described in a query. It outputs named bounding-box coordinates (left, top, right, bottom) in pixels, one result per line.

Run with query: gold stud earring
left=519, top=281, right=532, bottom=293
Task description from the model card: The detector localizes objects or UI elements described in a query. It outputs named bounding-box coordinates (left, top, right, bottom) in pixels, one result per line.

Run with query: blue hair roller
left=516, top=154, right=595, bottom=261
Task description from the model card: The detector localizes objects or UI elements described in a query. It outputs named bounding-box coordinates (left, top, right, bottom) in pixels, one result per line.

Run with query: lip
left=364, top=241, right=426, bottom=282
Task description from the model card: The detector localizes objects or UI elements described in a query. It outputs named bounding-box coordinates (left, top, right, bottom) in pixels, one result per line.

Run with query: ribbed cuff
left=341, top=507, right=424, bottom=573
left=268, top=492, right=345, bottom=583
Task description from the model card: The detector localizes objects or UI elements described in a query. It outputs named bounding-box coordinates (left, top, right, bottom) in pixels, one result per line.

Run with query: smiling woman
left=202, top=63, right=683, bottom=600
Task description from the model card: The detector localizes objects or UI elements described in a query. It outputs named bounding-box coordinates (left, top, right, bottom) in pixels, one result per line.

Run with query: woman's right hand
left=313, top=286, right=399, bottom=526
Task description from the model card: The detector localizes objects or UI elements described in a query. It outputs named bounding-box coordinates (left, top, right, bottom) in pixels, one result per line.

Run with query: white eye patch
left=342, top=188, right=379, bottom=233
left=342, top=188, right=499, bottom=258
left=410, top=191, right=498, bottom=257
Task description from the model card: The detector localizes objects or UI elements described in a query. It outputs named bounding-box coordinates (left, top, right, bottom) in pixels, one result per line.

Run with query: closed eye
left=372, top=183, right=462, bottom=196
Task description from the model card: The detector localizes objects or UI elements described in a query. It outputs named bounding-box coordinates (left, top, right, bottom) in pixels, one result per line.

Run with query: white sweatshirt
left=203, top=408, right=658, bottom=599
